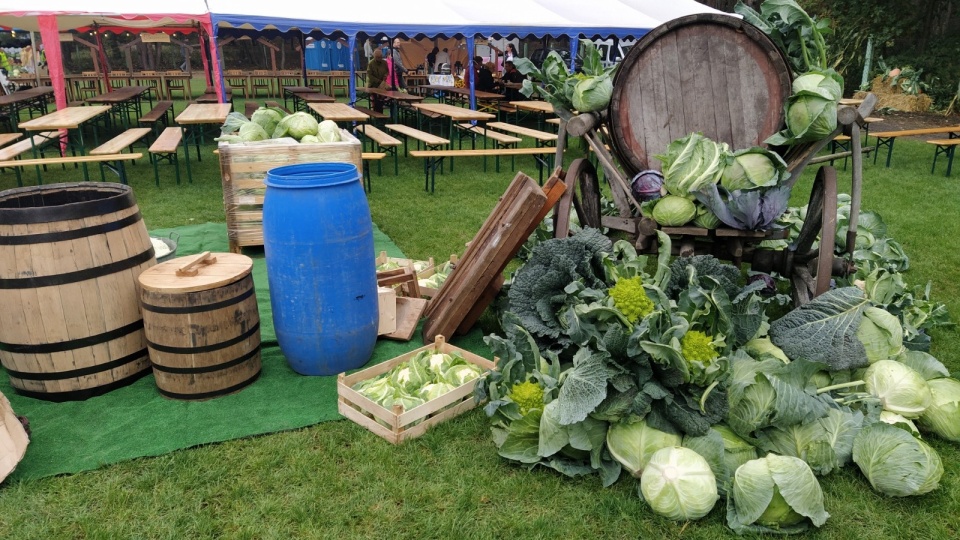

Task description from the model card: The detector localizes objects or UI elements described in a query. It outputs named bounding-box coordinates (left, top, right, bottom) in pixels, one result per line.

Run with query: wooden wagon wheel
left=789, top=166, right=839, bottom=305
left=553, top=158, right=602, bottom=237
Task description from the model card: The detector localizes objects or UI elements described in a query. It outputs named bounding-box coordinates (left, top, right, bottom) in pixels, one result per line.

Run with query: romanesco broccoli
left=609, top=276, right=654, bottom=324
left=681, top=330, right=719, bottom=363
left=509, top=380, right=544, bottom=415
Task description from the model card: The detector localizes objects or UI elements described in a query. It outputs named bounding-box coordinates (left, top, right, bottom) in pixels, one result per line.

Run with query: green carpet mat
left=1, top=222, right=492, bottom=482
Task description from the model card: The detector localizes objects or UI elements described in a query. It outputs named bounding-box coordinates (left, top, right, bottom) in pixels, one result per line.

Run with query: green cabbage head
left=857, top=307, right=904, bottom=363
left=655, top=132, right=729, bottom=195
left=238, top=122, right=268, bottom=142
left=727, top=454, right=829, bottom=534
left=918, top=377, right=960, bottom=442
left=853, top=422, right=943, bottom=497
left=274, top=112, right=319, bottom=141
left=784, top=93, right=837, bottom=142
left=863, top=360, right=932, bottom=418
left=572, top=75, right=613, bottom=113
left=640, top=447, right=719, bottom=521
left=606, top=419, right=682, bottom=477
left=720, top=147, right=789, bottom=191
left=318, top=120, right=342, bottom=142
left=651, top=195, right=696, bottom=227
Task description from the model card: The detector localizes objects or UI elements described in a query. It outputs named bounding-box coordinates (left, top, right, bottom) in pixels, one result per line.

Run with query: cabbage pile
left=643, top=132, right=792, bottom=231
left=216, top=107, right=342, bottom=144
left=477, top=218, right=955, bottom=534
left=353, top=349, right=483, bottom=412
left=513, top=39, right=618, bottom=115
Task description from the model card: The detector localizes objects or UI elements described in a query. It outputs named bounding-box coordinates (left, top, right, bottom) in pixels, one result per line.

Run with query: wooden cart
left=552, top=14, right=876, bottom=306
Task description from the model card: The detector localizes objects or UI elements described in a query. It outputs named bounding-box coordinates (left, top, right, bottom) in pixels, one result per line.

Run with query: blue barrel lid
left=265, top=162, right=360, bottom=189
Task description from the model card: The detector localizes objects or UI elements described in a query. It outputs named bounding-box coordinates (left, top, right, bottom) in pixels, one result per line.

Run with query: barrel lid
left=138, top=252, right=253, bottom=293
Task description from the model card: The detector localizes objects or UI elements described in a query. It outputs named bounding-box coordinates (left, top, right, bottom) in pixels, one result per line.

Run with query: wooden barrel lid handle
left=176, top=251, right=217, bottom=277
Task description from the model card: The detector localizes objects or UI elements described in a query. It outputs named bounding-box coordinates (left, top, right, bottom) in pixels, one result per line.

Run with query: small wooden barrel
left=0, top=183, right=155, bottom=401
left=138, top=252, right=261, bottom=400
left=608, top=13, right=793, bottom=176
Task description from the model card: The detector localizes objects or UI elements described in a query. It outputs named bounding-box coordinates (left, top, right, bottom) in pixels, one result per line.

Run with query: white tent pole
left=30, top=31, right=40, bottom=86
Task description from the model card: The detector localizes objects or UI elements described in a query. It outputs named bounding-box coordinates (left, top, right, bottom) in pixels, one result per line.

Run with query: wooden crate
left=218, top=131, right=363, bottom=253
left=378, top=286, right=397, bottom=335
left=417, top=254, right=458, bottom=299
left=337, top=335, right=495, bottom=444
left=375, top=251, right=434, bottom=275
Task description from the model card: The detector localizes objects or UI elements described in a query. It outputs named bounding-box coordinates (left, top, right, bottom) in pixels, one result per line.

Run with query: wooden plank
left=409, top=147, right=554, bottom=157
left=457, top=124, right=522, bottom=144
left=871, top=126, right=960, bottom=138
left=486, top=122, right=558, bottom=141
left=382, top=296, right=429, bottom=342
left=384, top=124, right=449, bottom=145
left=423, top=173, right=548, bottom=342
left=149, top=127, right=182, bottom=153
left=0, top=153, right=142, bottom=168
left=90, top=128, right=152, bottom=155
left=356, top=125, right=402, bottom=146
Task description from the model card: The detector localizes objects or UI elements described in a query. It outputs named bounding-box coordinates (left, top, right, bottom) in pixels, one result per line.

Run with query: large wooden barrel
left=138, top=253, right=261, bottom=400
left=0, top=183, right=156, bottom=401
left=608, top=13, right=793, bottom=176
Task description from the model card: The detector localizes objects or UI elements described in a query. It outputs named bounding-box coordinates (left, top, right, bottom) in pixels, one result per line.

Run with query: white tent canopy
left=207, top=0, right=722, bottom=39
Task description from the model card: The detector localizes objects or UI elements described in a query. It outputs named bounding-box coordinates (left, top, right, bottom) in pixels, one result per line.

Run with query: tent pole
left=569, top=36, right=579, bottom=73
left=93, top=24, right=112, bottom=92
left=347, top=33, right=357, bottom=105
left=466, top=35, right=475, bottom=112
left=300, top=31, right=307, bottom=87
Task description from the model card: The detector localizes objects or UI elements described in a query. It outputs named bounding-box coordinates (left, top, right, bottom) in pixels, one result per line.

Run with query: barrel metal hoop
left=156, top=369, right=262, bottom=401
left=11, top=366, right=151, bottom=402
left=0, top=247, right=155, bottom=289
left=0, top=187, right=137, bottom=225
left=146, top=322, right=261, bottom=355
left=141, top=282, right=255, bottom=314
left=151, top=345, right=261, bottom=375
left=0, top=320, right=145, bottom=355
left=4, top=347, right=149, bottom=380
left=0, top=211, right=143, bottom=245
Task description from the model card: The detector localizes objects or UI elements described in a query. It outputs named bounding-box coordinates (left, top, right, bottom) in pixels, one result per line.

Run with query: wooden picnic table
left=839, top=98, right=864, bottom=106
left=86, top=85, right=151, bottom=127
left=412, top=103, right=495, bottom=163
left=19, top=105, right=112, bottom=148
left=307, top=102, right=370, bottom=124
left=176, top=103, right=233, bottom=180
left=0, top=86, right=53, bottom=129
left=510, top=100, right=556, bottom=130
left=416, top=84, right=505, bottom=103
left=356, top=87, right=424, bottom=121
left=282, top=86, right=335, bottom=112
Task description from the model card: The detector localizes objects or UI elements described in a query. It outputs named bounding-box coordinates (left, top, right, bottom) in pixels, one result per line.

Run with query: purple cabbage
left=695, top=184, right=792, bottom=231
left=631, top=170, right=665, bottom=202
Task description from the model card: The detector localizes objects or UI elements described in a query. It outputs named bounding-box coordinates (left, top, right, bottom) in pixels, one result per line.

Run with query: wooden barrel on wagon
left=0, top=183, right=156, bottom=401
left=607, top=13, right=793, bottom=176
left=137, top=252, right=261, bottom=400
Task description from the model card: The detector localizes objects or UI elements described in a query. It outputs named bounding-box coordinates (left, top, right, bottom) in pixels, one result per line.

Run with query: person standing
left=366, top=48, right=389, bottom=113
left=504, top=43, right=518, bottom=63
left=474, top=56, right=495, bottom=92
left=363, top=38, right=375, bottom=69
left=435, top=47, right=451, bottom=73
left=426, top=46, right=439, bottom=76
left=391, top=38, right=407, bottom=89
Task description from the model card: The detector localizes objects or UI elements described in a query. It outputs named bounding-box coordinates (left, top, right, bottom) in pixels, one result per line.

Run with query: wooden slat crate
left=218, top=131, right=363, bottom=253
left=417, top=253, right=458, bottom=299
left=337, top=335, right=495, bottom=444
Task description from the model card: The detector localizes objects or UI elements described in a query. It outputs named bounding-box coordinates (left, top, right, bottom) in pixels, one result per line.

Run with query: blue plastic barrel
left=263, top=162, right=378, bottom=376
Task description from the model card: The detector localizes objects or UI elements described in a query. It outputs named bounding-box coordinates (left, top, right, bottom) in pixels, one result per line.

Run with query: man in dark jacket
left=501, top=61, right=526, bottom=101
left=366, top=49, right=389, bottom=113
left=474, top=56, right=495, bottom=92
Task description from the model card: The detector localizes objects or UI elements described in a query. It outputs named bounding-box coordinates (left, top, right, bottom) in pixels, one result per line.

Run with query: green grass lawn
left=1, top=103, right=959, bottom=539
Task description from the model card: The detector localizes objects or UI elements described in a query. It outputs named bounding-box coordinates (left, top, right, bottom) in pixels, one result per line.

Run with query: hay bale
left=853, top=76, right=932, bottom=112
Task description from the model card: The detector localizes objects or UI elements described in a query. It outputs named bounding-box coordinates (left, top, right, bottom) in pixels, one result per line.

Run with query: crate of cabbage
left=218, top=107, right=362, bottom=253
left=337, top=335, right=495, bottom=444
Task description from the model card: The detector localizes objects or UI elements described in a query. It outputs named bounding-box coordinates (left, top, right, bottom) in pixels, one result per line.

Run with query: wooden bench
left=0, top=153, right=142, bottom=186
left=0, top=133, right=23, bottom=150
left=384, top=124, right=449, bottom=156
left=138, top=101, right=174, bottom=134
left=90, top=127, right=153, bottom=181
left=360, top=152, right=387, bottom=192
left=353, top=106, right=389, bottom=123
left=410, top=147, right=555, bottom=192
left=244, top=101, right=260, bottom=118
left=148, top=127, right=184, bottom=186
left=355, top=124, right=401, bottom=175
left=0, top=131, right=61, bottom=185
left=927, top=139, right=960, bottom=177
left=455, top=123, right=522, bottom=173
left=870, top=125, right=960, bottom=167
